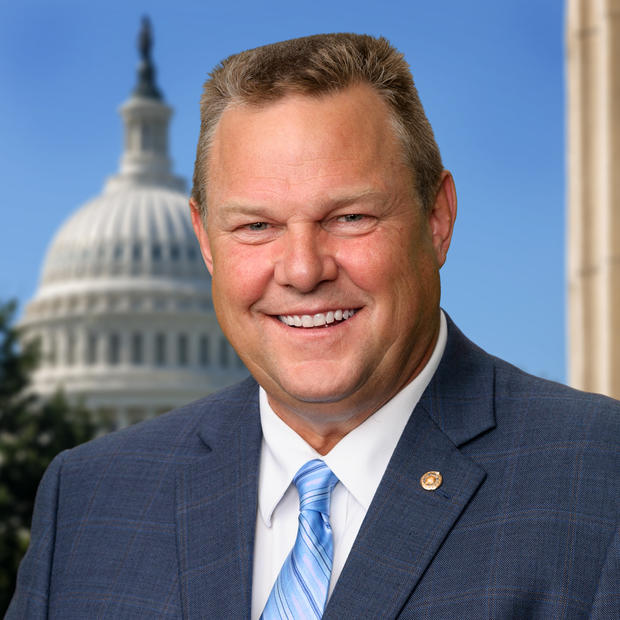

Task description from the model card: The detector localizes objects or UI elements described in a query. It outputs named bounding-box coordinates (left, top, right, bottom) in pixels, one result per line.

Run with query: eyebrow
left=212, top=203, right=276, bottom=225
left=217, top=189, right=386, bottom=215
left=217, top=202, right=268, bottom=214
left=327, top=189, right=386, bottom=207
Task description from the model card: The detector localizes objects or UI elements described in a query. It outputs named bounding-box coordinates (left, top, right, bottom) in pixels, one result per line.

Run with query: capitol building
left=19, top=20, right=248, bottom=430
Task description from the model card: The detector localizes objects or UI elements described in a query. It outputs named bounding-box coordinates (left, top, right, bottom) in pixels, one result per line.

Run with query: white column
left=567, top=0, right=620, bottom=397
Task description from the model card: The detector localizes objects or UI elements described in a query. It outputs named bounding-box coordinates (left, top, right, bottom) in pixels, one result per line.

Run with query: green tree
left=0, top=300, right=97, bottom=613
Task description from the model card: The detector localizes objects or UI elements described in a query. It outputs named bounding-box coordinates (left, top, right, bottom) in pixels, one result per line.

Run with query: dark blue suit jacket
left=8, top=318, right=620, bottom=618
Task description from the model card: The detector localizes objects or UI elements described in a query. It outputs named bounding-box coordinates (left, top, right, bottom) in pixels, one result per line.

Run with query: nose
left=273, top=225, right=338, bottom=292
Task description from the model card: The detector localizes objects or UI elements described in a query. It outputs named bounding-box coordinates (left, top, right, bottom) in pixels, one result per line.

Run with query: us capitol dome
left=19, top=19, right=247, bottom=430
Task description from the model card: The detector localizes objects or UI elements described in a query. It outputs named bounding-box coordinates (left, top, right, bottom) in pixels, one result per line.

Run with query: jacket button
left=420, top=471, right=442, bottom=490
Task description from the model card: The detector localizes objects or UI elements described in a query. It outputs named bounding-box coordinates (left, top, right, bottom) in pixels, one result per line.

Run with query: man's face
left=192, top=84, right=455, bottom=433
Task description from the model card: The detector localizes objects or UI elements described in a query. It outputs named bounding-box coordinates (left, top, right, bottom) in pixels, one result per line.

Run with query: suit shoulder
left=492, top=355, right=620, bottom=444
left=441, top=315, right=620, bottom=437
left=63, top=375, right=258, bottom=463
left=493, top=353, right=619, bottom=411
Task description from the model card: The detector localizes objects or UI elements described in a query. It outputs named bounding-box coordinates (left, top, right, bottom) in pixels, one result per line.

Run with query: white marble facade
left=19, top=20, right=247, bottom=430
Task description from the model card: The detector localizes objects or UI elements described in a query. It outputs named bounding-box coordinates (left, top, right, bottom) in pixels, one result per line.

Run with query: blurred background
left=1, top=0, right=566, bottom=381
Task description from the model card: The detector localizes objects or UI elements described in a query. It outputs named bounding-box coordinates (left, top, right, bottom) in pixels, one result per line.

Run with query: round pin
left=420, top=471, right=442, bottom=491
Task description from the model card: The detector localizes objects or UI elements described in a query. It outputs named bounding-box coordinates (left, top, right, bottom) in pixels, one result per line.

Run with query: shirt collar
left=258, top=310, right=448, bottom=526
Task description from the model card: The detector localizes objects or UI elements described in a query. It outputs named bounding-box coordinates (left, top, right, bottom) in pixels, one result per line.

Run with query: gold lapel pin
left=420, top=471, right=442, bottom=491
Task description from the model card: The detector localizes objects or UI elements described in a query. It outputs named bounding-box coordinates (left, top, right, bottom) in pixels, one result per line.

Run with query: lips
left=277, top=308, right=358, bottom=328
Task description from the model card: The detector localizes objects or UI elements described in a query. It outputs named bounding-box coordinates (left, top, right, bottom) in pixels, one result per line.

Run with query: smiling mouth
left=277, top=309, right=358, bottom=328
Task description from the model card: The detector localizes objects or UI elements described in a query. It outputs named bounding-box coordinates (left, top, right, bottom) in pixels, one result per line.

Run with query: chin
left=249, top=357, right=368, bottom=409
left=278, top=374, right=361, bottom=407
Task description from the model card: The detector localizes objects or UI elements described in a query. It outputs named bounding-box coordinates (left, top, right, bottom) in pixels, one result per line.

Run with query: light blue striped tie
left=261, top=459, right=339, bottom=620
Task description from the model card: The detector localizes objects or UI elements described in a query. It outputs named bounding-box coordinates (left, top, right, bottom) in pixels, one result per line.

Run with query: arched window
left=199, top=335, right=210, bottom=366
left=178, top=333, right=188, bottom=366
left=108, top=333, right=121, bottom=365
left=66, top=331, right=76, bottom=366
left=219, top=338, right=229, bottom=367
left=87, top=332, right=97, bottom=365
left=48, top=334, right=57, bottom=366
left=155, top=333, right=166, bottom=366
left=131, top=332, right=143, bottom=364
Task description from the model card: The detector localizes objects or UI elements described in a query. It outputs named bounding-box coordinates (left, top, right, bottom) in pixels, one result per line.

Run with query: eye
left=232, top=220, right=280, bottom=244
left=326, top=212, right=377, bottom=236
left=246, top=222, right=270, bottom=231
left=337, top=214, right=365, bottom=223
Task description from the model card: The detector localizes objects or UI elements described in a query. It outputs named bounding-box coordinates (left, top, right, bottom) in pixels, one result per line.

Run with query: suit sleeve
left=589, top=524, right=620, bottom=619
left=5, top=451, right=67, bottom=619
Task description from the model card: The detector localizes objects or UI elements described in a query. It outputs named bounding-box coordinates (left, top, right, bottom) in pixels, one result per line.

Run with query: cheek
left=336, top=233, right=409, bottom=291
left=338, top=230, right=439, bottom=326
left=212, top=242, right=273, bottom=309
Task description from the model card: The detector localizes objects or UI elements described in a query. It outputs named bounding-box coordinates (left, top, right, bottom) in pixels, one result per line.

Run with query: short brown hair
left=191, top=33, right=443, bottom=218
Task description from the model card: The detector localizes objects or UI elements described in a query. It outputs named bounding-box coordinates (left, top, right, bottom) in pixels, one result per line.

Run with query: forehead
left=205, top=85, right=411, bottom=206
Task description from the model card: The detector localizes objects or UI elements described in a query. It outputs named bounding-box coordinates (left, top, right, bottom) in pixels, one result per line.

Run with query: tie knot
left=294, top=459, right=338, bottom=515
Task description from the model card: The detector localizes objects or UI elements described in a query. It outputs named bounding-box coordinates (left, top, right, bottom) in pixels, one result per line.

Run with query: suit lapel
left=173, top=317, right=496, bottom=618
left=325, top=316, right=495, bottom=619
left=325, top=403, right=487, bottom=619
left=175, top=379, right=261, bottom=619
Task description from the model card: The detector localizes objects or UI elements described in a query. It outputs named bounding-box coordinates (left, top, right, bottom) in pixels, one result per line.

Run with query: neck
left=268, top=404, right=372, bottom=454
left=266, top=319, right=441, bottom=454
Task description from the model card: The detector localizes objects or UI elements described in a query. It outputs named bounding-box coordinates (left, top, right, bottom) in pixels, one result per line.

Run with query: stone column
left=567, top=0, right=620, bottom=398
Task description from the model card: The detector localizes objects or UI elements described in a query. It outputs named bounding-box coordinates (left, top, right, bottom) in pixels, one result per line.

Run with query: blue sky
left=0, top=1, right=566, bottom=381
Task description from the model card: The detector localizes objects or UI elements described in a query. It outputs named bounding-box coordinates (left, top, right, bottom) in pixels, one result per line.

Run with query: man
left=9, top=34, right=619, bottom=619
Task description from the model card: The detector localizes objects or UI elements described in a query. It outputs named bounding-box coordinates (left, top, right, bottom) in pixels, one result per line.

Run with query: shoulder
left=60, top=375, right=259, bottom=466
left=492, top=354, right=620, bottom=443
left=471, top=354, right=619, bottom=523
left=439, top=315, right=619, bottom=523
left=28, top=376, right=259, bottom=550
left=442, top=313, right=620, bottom=442
left=9, top=381, right=259, bottom=617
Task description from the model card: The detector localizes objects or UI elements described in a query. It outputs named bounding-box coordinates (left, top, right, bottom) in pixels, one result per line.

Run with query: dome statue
left=20, top=18, right=247, bottom=431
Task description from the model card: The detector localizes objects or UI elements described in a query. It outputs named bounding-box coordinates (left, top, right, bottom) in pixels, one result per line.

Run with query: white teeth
left=278, top=309, right=357, bottom=328
left=313, top=313, right=326, bottom=326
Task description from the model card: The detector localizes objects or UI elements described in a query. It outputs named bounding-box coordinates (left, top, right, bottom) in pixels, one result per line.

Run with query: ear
left=189, top=198, right=214, bottom=275
left=428, top=170, right=457, bottom=268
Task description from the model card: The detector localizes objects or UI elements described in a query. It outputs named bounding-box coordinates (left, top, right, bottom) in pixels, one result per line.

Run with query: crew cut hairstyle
left=191, top=33, right=443, bottom=220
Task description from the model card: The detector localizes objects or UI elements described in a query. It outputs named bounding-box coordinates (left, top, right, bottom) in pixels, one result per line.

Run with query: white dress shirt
left=251, top=311, right=447, bottom=619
